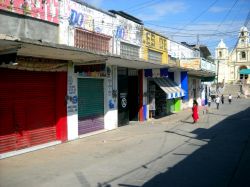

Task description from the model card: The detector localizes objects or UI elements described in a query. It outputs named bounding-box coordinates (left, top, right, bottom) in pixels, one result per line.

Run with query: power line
left=123, top=0, right=160, bottom=11
left=244, top=10, right=250, bottom=26
left=172, top=0, right=219, bottom=37
left=127, top=0, right=163, bottom=13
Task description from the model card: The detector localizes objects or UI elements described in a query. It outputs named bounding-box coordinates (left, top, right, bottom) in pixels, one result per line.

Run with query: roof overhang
left=188, top=69, right=216, bottom=77
left=106, top=56, right=169, bottom=69
left=0, top=34, right=217, bottom=77
left=0, top=34, right=108, bottom=63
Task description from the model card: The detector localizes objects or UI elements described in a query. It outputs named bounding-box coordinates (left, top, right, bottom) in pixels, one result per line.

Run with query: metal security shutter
left=78, top=78, right=104, bottom=135
left=120, top=42, right=140, bottom=59
left=0, top=68, right=57, bottom=153
left=148, top=50, right=162, bottom=64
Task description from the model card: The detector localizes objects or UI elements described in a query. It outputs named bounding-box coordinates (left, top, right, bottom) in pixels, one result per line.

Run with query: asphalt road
left=0, top=98, right=250, bottom=187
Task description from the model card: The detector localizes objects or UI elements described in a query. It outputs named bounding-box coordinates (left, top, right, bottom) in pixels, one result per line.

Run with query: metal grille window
left=148, top=50, right=162, bottom=63
left=75, top=29, right=111, bottom=53
left=120, top=42, right=139, bottom=59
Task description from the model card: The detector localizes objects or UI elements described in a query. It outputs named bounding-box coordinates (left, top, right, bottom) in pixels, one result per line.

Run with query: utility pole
left=196, top=34, right=200, bottom=46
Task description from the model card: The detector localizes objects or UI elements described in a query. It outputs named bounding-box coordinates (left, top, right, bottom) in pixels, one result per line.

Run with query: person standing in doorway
left=229, top=94, right=232, bottom=104
left=208, top=96, right=212, bottom=107
left=192, top=100, right=199, bottom=124
left=221, top=94, right=224, bottom=104
left=215, top=95, right=220, bottom=109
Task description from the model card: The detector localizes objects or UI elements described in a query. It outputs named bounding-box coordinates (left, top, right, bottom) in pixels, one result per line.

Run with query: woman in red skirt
left=192, top=100, right=199, bottom=123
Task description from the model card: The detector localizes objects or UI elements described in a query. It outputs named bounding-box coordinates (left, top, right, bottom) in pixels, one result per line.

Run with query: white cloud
left=136, top=1, right=188, bottom=21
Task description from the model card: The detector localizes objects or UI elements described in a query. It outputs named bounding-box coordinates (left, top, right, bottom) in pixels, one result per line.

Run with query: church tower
left=215, top=39, right=229, bottom=83
left=234, top=26, right=250, bottom=82
left=238, top=26, right=249, bottom=48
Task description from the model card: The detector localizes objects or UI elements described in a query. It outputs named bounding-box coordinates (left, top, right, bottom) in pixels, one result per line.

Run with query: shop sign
left=75, top=64, right=106, bottom=77
left=180, top=58, right=200, bottom=70
left=0, top=0, right=59, bottom=24
left=143, top=30, right=167, bottom=51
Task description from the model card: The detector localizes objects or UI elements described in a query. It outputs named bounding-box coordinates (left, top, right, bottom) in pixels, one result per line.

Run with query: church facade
left=215, top=26, right=250, bottom=85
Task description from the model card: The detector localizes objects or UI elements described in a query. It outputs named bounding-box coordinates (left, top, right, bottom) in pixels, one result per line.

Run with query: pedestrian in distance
left=215, top=95, right=220, bottom=109
left=208, top=96, right=212, bottom=107
left=192, top=100, right=199, bottom=124
left=221, top=94, right=224, bottom=104
left=229, top=94, right=232, bottom=104
left=237, top=92, right=241, bottom=99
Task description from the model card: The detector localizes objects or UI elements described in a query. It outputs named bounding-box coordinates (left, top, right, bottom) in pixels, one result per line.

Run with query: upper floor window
left=74, top=29, right=111, bottom=53
left=219, top=51, right=222, bottom=58
left=241, top=51, right=246, bottom=59
left=120, top=42, right=140, bottom=59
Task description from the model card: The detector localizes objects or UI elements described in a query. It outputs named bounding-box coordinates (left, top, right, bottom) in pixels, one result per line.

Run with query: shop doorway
left=118, top=68, right=139, bottom=126
left=118, top=67, right=129, bottom=126
left=128, top=74, right=139, bottom=121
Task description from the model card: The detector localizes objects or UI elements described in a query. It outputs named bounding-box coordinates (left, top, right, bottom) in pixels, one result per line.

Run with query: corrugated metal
left=78, top=78, right=104, bottom=135
left=0, top=68, right=57, bottom=153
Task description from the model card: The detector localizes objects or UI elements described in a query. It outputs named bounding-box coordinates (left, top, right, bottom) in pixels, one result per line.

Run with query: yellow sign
left=143, top=30, right=167, bottom=51
left=142, top=29, right=168, bottom=64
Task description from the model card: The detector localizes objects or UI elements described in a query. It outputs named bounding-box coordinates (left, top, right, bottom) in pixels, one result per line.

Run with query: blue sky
left=84, top=0, right=250, bottom=56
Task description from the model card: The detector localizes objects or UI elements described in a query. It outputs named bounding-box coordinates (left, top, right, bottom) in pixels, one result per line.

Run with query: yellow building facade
left=142, top=28, right=168, bottom=64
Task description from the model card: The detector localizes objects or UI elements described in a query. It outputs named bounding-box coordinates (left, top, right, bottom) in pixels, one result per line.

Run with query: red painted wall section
left=55, top=72, right=67, bottom=142
left=139, top=70, right=144, bottom=121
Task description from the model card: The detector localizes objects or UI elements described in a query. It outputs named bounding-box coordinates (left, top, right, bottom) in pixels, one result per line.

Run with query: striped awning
left=153, top=77, right=185, bottom=99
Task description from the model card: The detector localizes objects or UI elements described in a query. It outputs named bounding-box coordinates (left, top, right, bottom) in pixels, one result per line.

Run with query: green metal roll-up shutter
left=78, top=78, right=104, bottom=135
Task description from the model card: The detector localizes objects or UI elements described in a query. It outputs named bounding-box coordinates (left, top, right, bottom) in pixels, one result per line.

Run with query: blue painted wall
left=181, top=71, right=188, bottom=100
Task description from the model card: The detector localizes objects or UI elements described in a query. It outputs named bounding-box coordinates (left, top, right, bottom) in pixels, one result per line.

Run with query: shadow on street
left=100, top=107, right=250, bottom=187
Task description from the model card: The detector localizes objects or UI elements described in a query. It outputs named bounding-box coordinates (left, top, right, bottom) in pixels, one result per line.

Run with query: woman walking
left=192, top=100, right=199, bottom=124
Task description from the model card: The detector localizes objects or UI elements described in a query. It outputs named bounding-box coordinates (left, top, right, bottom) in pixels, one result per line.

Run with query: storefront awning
left=239, top=69, right=250, bottom=75
left=153, top=78, right=185, bottom=99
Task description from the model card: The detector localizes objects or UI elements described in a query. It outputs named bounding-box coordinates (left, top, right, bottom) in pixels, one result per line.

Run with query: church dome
left=217, top=39, right=227, bottom=49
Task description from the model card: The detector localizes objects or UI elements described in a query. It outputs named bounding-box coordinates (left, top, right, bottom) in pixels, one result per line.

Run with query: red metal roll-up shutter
left=0, top=68, right=57, bottom=153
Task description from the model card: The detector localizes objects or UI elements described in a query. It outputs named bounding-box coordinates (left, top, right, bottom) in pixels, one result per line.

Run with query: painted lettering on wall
left=115, top=20, right=142, bottom=45
left=69, top=9, right=94, bottom=31
left=67, top=73, right=78, bottom=114
left=144, top=30, right=167, bottom=51
left=0, top=0, right=59, bottom=23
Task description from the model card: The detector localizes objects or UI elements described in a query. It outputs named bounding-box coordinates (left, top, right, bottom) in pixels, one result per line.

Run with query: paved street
left=1, top=99, right=250, bottom=187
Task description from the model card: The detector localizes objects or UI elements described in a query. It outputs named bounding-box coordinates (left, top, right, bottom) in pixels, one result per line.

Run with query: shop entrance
left=118, top=67, right=129, bottom=126
left=128, top=73, right=139, bottom=121
left=118, top=68, right=139, bottom=126
left=148, top=80, right=167, bottom=118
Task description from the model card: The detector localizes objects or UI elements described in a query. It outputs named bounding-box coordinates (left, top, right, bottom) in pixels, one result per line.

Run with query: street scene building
left=1, top=1, right=250, bottom=187
left=0, top=0, right=247, bottom=159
